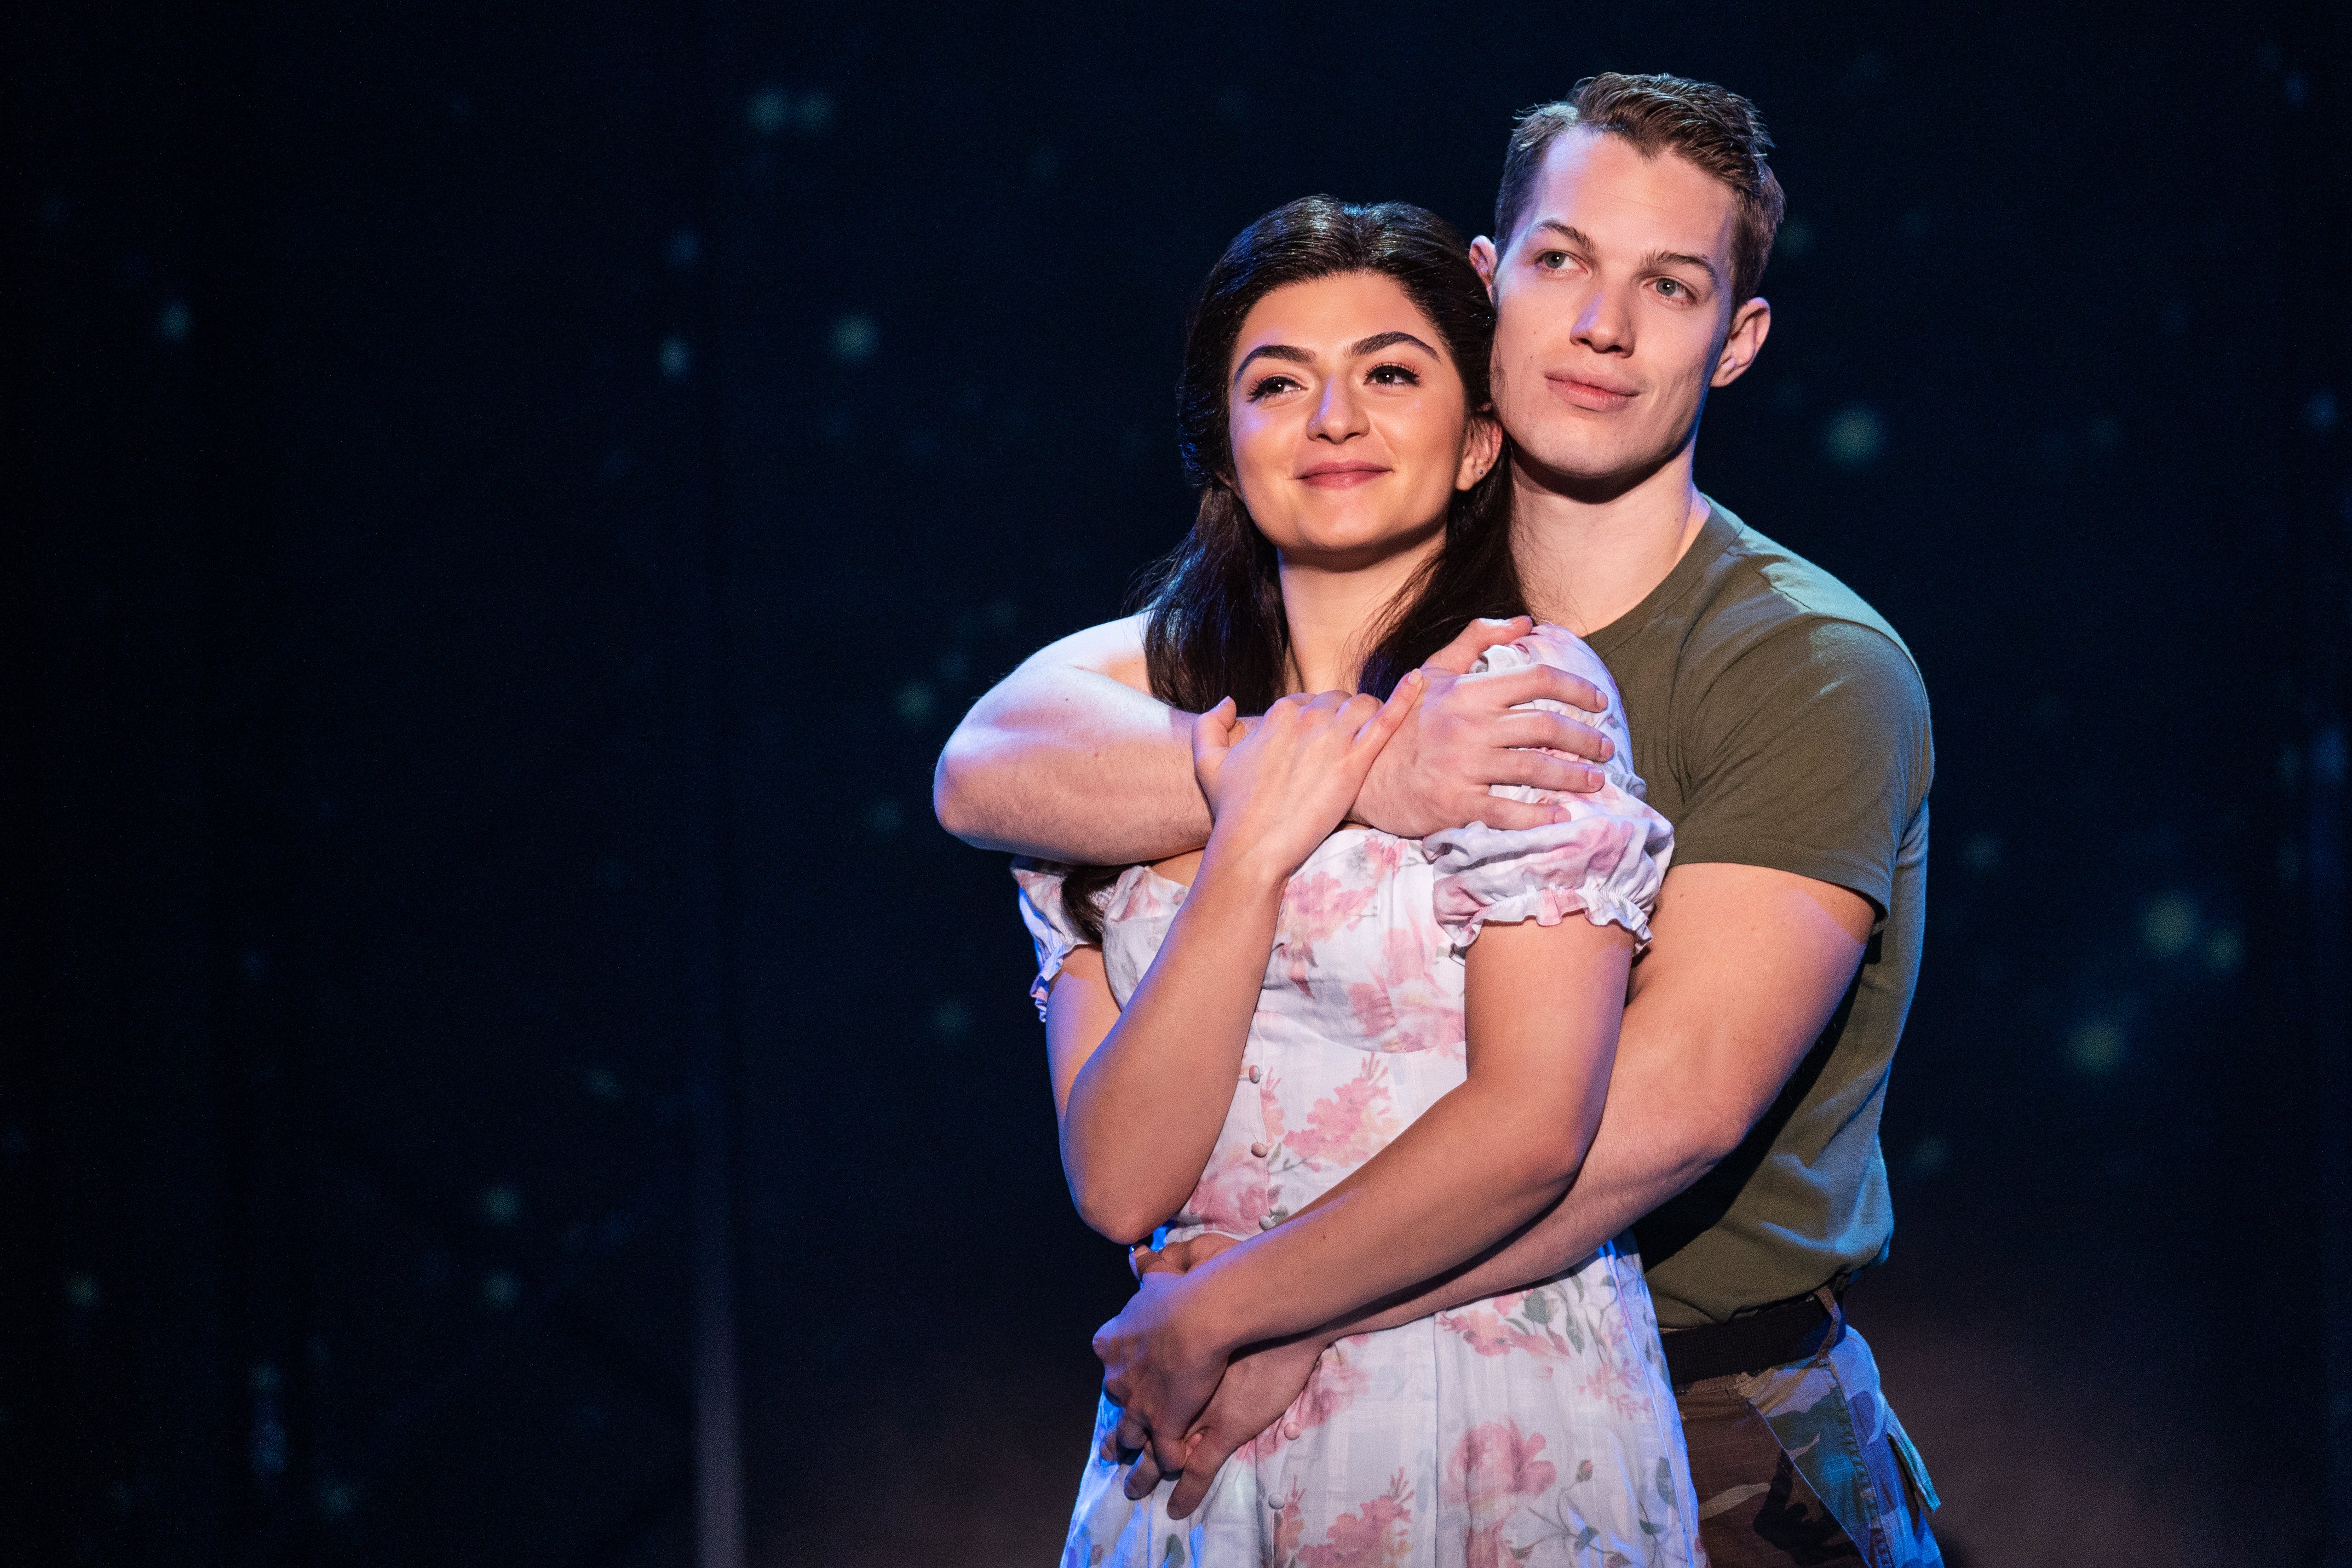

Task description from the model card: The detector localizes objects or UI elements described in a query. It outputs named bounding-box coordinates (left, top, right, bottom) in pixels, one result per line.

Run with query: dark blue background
left=11, top=2, right=2348, bottom=1563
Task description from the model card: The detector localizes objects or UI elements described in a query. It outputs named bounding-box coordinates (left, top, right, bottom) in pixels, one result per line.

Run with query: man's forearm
left=934, top=667, right=1210, bottom=862
left=1306, top=1096, right=1712, bottom=1343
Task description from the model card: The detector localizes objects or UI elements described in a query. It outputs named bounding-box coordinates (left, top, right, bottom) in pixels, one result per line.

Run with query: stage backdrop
left=11, top=2, right=2348, bottom=1565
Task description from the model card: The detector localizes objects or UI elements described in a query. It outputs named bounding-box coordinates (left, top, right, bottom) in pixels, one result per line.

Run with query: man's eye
left=1536, top=251, right=1568, bottom=270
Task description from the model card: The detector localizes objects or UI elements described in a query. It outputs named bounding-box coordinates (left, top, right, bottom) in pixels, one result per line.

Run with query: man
left=936, top=74, right=1939, bottom=1568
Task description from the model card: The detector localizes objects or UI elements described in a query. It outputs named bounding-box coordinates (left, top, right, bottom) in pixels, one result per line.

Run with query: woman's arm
left=1050, top=683, right=1424, bottom=1245
left=1093, top=912, right=1631, bottom=1462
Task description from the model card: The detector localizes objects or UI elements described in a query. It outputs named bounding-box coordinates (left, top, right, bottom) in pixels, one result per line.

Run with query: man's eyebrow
left=1348, top=330, right=1442, bottom=360
left=1233, top=342, right=1312, bottom=382
left=1643, top=249, right=1722, bottom=285
left=1533, top=220, right=1722, bottom=286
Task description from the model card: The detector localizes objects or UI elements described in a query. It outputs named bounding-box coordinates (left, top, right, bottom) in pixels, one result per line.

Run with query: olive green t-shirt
left=1588, top=502, right=1933, bottom=1329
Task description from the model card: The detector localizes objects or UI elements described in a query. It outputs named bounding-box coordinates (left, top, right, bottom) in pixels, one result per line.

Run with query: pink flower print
left=1443, top=1420, right=1556, bottom=1525
left=1276, top=870, right=1383, bottom=991
left=1269, top=1478, right=1307, bottom=1562
left=1250, top=1339, right=1372, bottom=1459
left=1296, top=1470, right=1415, bottom=1568
left=1281, top=1057, right=1400, bottom=1170
left=1181, top=1144, right=1272, bottom=1237
left=1342, top=927, right=1458, bottom=1055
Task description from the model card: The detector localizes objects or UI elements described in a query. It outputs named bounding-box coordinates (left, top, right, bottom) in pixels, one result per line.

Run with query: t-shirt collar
left=1583, top=496, right=1741, bottom=660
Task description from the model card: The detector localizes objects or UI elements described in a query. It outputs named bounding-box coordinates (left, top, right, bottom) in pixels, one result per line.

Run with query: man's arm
left=1144, top=861, right=1873, bottom=1514
left=934, top=615, right=1208, bottom=863
left=934, top=615, right=1618, bottom=863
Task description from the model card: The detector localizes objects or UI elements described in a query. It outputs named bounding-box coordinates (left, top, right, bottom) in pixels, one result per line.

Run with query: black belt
left=1659, top=1285, right=1843, bottom=1388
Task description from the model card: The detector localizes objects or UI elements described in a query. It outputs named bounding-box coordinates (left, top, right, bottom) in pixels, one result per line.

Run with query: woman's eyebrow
left=1232, top=343, right=1312, bottom=383
left=1349, top=330, right=1440, bottom=359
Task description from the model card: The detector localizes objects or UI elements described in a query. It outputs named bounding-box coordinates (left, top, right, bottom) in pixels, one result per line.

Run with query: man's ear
left=1455, top=414, right=1505, bottom=491
left=1469, top=236, right=1500, bottom=301
left=1711, top=295, right=1772, bottom=388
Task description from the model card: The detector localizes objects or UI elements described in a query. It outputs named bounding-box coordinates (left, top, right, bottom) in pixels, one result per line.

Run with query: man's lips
left=1546, top=373, right=1638, bottom=412
left=1298, top=461, right=1389, bottom=489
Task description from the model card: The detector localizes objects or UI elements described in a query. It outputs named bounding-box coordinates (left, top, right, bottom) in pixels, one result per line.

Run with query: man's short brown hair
left=1494, top=73, right=1787, bottom=304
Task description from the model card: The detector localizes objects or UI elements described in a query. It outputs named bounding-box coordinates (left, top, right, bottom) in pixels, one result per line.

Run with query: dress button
left=1250, top=1141, right=1269, bottom=1158
left=1248, top=1065, right=1262, bottom=1083
left=1282, top=1419, right=1302, bottom=1441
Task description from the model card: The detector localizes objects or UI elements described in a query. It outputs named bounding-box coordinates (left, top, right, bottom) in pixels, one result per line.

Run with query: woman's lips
left=1299, top=464, right=1389, bottom=489
left=1547, top=374, right=1637, bottom=412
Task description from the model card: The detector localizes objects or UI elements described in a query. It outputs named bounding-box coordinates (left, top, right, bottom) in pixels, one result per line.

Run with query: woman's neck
left=1276, top=528, right=1445, bottom=694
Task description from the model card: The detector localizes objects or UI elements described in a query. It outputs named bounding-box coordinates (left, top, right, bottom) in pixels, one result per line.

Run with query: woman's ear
left=1455, top=415, right=1505, bottom=491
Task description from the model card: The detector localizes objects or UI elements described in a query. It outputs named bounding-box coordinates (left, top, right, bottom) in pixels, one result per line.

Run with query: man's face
left=1474, top=128, right=1768, bottom=493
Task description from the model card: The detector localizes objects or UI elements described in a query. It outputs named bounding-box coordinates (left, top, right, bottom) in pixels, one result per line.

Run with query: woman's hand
left=1191, top=674, right=1423, bottom=882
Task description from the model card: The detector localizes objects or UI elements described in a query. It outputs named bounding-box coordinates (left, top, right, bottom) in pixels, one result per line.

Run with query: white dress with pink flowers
left=1017, top=627, right=1705, bottom=1568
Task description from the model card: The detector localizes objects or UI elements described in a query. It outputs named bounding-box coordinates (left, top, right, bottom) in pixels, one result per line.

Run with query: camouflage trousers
left=1672, top=1297, right=1941, bottom=1568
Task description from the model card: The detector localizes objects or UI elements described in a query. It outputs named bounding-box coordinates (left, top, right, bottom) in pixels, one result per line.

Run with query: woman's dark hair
left=1060, top=195, right=1524, bottom=940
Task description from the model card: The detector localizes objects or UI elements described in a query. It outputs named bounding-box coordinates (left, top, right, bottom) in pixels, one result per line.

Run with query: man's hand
left=1105, top=1233, right=1328, bottom=1515
left=1162, top=1332, right=1329, bottom=1517
left=1093, top=1269, right=1230, bottom=1488
left=1351, top=617, right=1616, bottom=837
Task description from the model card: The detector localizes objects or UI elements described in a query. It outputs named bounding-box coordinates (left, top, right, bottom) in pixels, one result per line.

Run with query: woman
left=1017, top=197, right=1701, bottom=1567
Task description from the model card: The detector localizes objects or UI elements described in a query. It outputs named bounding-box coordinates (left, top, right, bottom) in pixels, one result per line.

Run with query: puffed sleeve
left=1425, top=625, right=1675, bottom=948
left=1011, top=858, right=1091, bottom=1019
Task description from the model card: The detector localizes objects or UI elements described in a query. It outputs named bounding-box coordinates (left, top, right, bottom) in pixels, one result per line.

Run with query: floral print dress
left=1016, top=627, right=1706, bottom=1568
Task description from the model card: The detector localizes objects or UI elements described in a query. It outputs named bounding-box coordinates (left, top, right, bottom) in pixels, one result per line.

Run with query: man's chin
left=1511, top=441, right=1676, bottom=503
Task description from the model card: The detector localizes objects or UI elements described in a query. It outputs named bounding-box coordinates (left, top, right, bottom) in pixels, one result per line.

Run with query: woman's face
left=1225, top=270, right=1496, bottom=569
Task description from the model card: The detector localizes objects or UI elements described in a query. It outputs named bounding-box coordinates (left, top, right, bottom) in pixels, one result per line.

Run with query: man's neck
left=1510, top=447, right=1711, bottom=637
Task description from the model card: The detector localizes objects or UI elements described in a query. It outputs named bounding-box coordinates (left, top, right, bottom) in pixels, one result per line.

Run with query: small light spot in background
left=156, top=299, right=190, bottom=343
left=987, top=598, right=1019, bottom=630
left=2204, top=928, right=2244, bottom=975
left=1902, top=209, right=1930, bottom=239
left=2088, top=416, right=2121, bottom=450
left=107, top=1481, right=133, bottom=1514
left=666, top=228, right=701, bottom=268
left=2278, top=839, right=2303, bottom=885
left=318, top=1481, right=357, bottom=1518
left=660, top=336, right=690, bottom=378
left=831, top=314, right=877, bottom=364
left=1908, top=1134, right=1950, bottom=1180
left=895, top=682, right=934, bottom=723
left=482, top=1271, right=519, bottom=1310
left=2069, top=1018, right=2125, bottom=1075
left=584, top=1066, right=621, bottom=1100
left=937, top=650, right=969, bottom=682
left=796, top=90, right=834, bottom=132
left=479, top=1184, right=521, bottom=1225
left=252, top=1362, right=281, bottom=1393
left=2306, top=389, right=2338, bottom=433
left=1217, top=85, right=1249, bottom=122
left=242, top=948, right=269, bottom=982
left=1777, top=218, right=1815, bottom=259
left=66, top=1273, right=99, bottom=1309
left=865, top=799, right=904, bottom=834
left=2140, top=892, right=2199, bottom=958
left=2161, top=301, right=2190, bottom=334
left=747, top=89, right=788, bottom=134
left=2285, top=71, right=2309, bottom=109
left=908, top=428, right=943, bottom=461
left=1964, top=833, right=2001, bottom=873
left=1027, top=147, right=1062, bottom=182
left=2314, top=724, right=2346, bottom=784
left=1823, top=405, right=1885, bottom=468
left=931, top=1000, right=970, bottom=1037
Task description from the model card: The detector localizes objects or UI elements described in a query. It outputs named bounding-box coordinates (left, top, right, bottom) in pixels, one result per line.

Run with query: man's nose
left=1575, top=284, right=1634, bottom=355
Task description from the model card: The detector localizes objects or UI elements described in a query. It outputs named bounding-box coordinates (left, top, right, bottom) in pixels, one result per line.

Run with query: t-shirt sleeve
left=1673, top=619, right=1932, bottom=915
left=1010, top=859, right=1092, bottom=1019
left=1425, top=625, right=1676, bottom=948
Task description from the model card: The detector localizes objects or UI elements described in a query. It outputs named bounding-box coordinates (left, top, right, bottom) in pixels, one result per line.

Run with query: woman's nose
left=1308, top=378, right=1368, bottom=441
